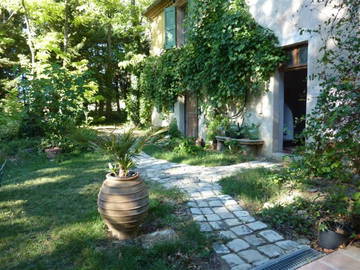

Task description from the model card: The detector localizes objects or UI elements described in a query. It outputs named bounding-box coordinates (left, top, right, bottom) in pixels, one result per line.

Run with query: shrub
left=168, top=119, right=182, bottom=139
left=174, top=138, right=202, bottom=155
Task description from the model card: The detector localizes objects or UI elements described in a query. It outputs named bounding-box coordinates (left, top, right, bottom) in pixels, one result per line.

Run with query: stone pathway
left=137, top=153, right=309, bottom=270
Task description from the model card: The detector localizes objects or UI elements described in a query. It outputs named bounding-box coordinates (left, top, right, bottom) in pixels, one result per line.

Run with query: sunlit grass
left=0, top=152, right=214, bottom=270
left=143, top=144, right=253, bottom=167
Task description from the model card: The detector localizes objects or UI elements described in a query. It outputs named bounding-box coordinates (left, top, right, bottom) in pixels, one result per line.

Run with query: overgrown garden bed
left=219, top=167, right=360, bottom=250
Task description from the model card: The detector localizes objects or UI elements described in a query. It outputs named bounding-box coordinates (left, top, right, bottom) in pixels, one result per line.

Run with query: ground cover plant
left=219, top=167, right=360, bottom=247
left=143, top=137, right=254, bottom=167
left=0, top=151, right=218, bottom=270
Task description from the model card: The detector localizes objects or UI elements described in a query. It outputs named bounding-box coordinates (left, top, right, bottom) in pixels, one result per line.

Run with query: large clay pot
left=98, top=172, right=149, bottom=239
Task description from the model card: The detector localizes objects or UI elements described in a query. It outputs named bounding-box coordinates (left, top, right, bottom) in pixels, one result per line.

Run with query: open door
left=185, top=93, right=198, bottom=137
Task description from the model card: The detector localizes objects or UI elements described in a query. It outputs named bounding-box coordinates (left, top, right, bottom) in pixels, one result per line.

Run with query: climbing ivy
left=140, top=47, right=188, bottom=112
left=140, top=0, right=284, bottom=113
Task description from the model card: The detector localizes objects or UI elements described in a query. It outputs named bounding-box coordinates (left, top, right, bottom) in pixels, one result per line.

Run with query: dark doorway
left=185, top=93, right=198, bottom=137
left=283, top=69, right=307, bottom=151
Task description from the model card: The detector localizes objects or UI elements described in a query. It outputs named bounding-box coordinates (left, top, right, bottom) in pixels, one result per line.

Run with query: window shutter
left=164, top=6, right=176, bottom=49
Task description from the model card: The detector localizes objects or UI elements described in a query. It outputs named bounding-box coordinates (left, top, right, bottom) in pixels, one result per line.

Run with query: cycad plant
left=95, top=129, right=163, bottom=177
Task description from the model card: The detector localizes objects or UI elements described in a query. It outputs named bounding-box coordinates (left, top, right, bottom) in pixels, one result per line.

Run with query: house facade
left=144, top=0, right=336, bottom=157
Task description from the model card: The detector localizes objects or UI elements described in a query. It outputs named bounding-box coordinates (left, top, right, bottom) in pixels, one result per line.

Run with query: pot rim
left=106, top=172, right=139, bottom=181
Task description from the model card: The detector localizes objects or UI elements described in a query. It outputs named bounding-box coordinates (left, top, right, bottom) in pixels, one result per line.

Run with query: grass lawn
left=143, top=143, right=253, bottom=167
left=0, top=152, right=216, bottom=270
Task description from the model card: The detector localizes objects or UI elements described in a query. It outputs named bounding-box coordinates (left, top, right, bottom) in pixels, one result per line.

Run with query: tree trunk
left=63, top=0, right=69, bottom=67
left=21, top=0, right=36, bottom=75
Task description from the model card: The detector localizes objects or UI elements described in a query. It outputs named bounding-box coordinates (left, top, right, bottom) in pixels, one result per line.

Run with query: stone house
left=144, top=0, right=336, bottom=158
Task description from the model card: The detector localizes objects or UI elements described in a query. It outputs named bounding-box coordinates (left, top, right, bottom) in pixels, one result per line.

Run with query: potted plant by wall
left=94, top=129, right=161, bottom=240
left=318, top=218, right=350, bottom=250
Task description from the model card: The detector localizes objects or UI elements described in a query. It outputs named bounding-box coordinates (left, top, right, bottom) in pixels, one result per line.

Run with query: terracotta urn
left=97, top=172, right=149, bottom=239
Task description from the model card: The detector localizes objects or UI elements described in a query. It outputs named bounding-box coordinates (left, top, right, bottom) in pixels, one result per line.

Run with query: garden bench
left=215, top=136, right=264, bottom=155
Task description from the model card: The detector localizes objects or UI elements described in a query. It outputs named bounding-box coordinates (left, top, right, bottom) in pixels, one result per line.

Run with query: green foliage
left=219, top=168, right=284, bottom=209
left=140, top=48, right=186, bottom=112
left=184, top=0, right=284, bottom=111
left=140, top=0, right=284, bottom=113
left=206, top=116, right=230, bottom=142
left=143, top=138, right=253, bottom=167
left=19, top=63, right=97, bottom=141
left=298, top=0, right=360, bottom=181
left=0, top=138, right=41, bottom=160
left=0, top=89, right=23, bottom=140
left=94, top=130, right=147, bottom=176
left=174, top=138, right=202, bottom=155
left=168, top=119, right=182, bottom=139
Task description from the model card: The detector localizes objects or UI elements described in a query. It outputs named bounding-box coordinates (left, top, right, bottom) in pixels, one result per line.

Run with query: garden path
left=137, top=153, right=311, bottom=270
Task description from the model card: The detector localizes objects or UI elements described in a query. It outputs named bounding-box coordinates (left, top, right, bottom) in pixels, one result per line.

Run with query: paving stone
left=221, top=254, right=245, bottom=268
left=258, top=244, right=284, bottom=258
left=224, top=219, right=242, bottom=227
left=226, top=204, right=244, bottom=211
left=205, top=214, right=222, bottom=221
left=219, top=195, right=233, bottom=201
left=209, top=221, right=221, bottom=230
left=193, top=215, right=206, bottom=222
left=259, top=230, right=284, bottom=243
left=219, top=212, right=236, bottom=219
left=208, top=200, right=224, bottom=207
left=231, top=264, right=252, bottom=270
left=226, top=239, right=250, bottom=252
left=231, top=225, right=253, bottom=236
left=190, top=208, right=202, bottom=215
left=275, top=240, right=299, bottom=251
left=224, top=199, right=238, bottom=206
left=201, top=190, right=216, bottom=198
left=246, top=221, right=268, bottom=231
left=197, top=201, right=208, bottom=207
left=237, top=215, right=256, bottom=223
left=233, top=211, right=250, bottom=217
left=212, top=206, right=230, bottom=214
left=243, top=235, right=266, bottom=246
left=219, top=230, right=237, bottom=240
left=213, top=243, right=231, bottom=254
left=200, top=222, right=213, bottom=232
left=187, top=201, right=197, bottom=207
left=238, top=249, right=268, bottom=264
left=201, top=208, right=214, bottom=215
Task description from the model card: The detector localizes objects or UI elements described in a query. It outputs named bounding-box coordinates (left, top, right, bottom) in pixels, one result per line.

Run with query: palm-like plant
left=95, top=129, right=163, bottom=177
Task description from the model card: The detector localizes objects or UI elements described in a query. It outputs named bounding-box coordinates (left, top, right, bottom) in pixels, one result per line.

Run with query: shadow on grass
left=143, top=144, right=252, bottom=167
left=0, top=153, right=216, bottom=270
left=0, top=152, right=110, bottom=269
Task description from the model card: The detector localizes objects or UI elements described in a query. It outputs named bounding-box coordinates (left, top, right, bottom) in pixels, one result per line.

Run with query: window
left=284, top=44, right=308, bottom=69
left=164, top=6, right=176, bottom=49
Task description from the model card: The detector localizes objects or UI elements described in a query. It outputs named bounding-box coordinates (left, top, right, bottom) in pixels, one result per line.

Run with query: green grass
left=219, top=168, right=284, bottom=211
left=143, top=144, right=253, bottom=167
left=0, top=152, right=214, bottom=270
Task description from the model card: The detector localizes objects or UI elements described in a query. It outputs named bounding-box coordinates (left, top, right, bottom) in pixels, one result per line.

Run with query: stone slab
left=238, top=249, right=268, bottom=264
left=258, top=230, right=284, bottom=243
left=221, top=254, right=246, bottom=268
left=231, top=225, right=253, bottom=236
left=226, top=239, right=250, bottom=252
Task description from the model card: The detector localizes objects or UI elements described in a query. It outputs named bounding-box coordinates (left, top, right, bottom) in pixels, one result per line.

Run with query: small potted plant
left=94, top=129, right=163, bottom=240
left=318, top=218, right=350, bottom=250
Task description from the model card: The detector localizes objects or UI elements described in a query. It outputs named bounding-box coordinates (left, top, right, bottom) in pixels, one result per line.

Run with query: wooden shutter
left=164, top=6, right=176, bottom=49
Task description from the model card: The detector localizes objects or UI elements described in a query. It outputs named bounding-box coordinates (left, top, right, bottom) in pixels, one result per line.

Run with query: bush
left=174, top=138, right=202, bottom=155
left=168, top=119, right=182, bottom=139
left=0, top=138, right=41, bottom=159
left=206, top=116, right=230, bottom=142
left=0, top=89, right=23, bottom=140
